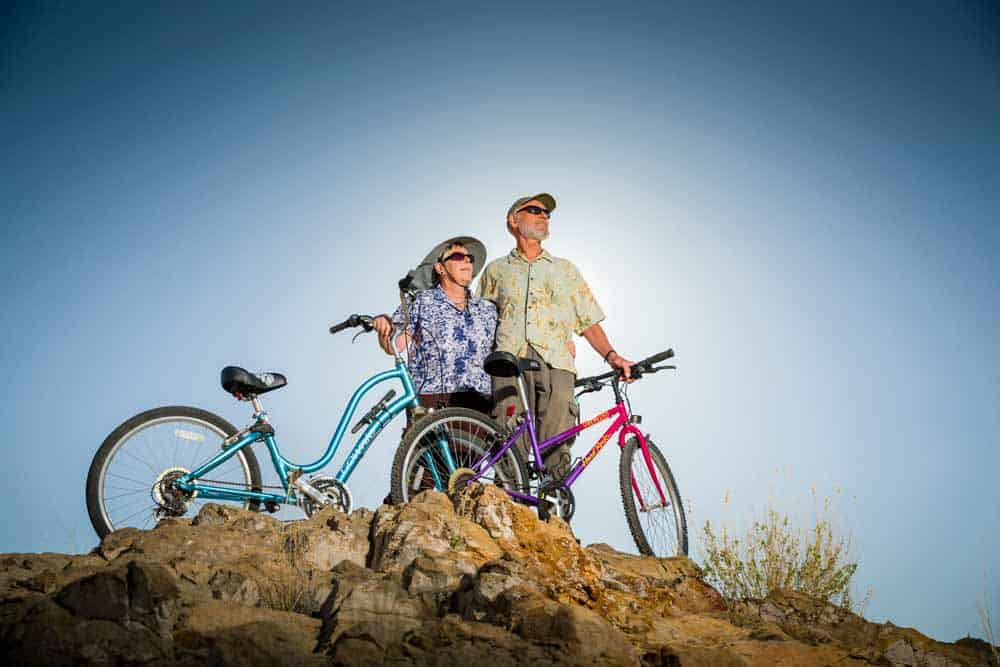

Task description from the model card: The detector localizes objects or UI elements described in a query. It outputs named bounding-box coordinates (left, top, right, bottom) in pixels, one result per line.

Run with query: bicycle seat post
left=515, top=374, right=531, bottom=415
left=250, top=396, right=268, bottom=422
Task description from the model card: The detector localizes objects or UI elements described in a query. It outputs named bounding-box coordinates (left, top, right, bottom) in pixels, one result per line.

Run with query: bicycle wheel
left=619, top=435, right=688, bottom=557
left=390, top=407, right=528, bottom=505
left=86, top=406, right=262, bottom=539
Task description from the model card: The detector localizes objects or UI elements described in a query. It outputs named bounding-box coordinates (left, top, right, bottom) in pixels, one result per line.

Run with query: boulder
left=0, top=495, right=994, bottom=666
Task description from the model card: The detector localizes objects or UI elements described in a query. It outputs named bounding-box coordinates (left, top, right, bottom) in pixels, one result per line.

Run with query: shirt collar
left=432, top=284, right=472, bottom=311
left=508, top=247, right=553, bottom=263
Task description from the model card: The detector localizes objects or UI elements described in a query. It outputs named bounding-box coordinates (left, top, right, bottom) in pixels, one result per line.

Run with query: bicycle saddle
left=483, top=351, right=541, bottom=378
left=221, top=366, right=288, bottom=398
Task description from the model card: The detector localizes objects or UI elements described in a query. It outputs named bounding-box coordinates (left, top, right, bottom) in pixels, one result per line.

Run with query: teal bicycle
left=86, top=314, right=414, bottom=538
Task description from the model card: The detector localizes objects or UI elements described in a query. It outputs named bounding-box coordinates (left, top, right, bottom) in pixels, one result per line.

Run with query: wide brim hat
left=399, top=236, right=488, bottom=292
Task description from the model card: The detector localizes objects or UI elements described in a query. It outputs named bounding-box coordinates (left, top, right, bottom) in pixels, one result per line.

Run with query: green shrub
left=700, top=496, right=866, bottom=611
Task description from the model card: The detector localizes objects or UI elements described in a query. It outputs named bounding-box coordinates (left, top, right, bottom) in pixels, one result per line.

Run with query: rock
left=173, top=599, right=325, bottom=666
left=0, top=495, right=991, bottom=666
left=402, top=552, right=477, bottom=607
left=509, top=591, right=640, bottom=665
left=367, top=491, right=502, bottom=577
left=207, top=568, right=261, bottom=606
left=317, top=561, right=431, bottom=658
left=2, top=593, right=170, bottom=665
left=54, top=560, right=181, bottom=636
left=280, top=505, right=372, bottom=570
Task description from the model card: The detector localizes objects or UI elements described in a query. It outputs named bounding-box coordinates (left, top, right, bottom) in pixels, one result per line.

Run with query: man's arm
left=581, top=323, right=634, bottom=380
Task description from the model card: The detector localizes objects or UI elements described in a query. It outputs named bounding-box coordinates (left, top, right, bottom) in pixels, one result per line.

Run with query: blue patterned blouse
left=391, top=286, right=498, bottom=399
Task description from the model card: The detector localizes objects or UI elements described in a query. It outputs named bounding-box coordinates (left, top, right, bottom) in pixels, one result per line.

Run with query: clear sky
left=3, top=0, right=998, bottom=643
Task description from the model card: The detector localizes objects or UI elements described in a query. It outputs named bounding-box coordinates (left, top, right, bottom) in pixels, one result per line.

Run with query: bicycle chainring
left=538, top=480, right=575, bottom=522
left=447, top=467, right=478, bottom=494
left=301, top=476, right=352, bottom=517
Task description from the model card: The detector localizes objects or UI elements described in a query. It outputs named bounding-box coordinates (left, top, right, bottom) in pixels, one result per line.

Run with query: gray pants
left=491, top=346, right=579, bottom=477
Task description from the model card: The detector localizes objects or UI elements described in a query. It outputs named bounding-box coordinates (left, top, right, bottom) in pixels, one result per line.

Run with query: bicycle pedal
left=537, top=499, right=555, bottom=521
left=264, top=501, right=280, bottom=513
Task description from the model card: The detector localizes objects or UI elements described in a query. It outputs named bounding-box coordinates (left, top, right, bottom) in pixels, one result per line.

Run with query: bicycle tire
left=86, top=406, right=262, bottom=539
left=619, top=435, right=688, bottom=557
left=390, top=407, right=528, bottom=505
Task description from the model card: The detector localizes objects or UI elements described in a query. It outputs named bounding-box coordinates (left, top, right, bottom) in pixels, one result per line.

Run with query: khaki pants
left=491, top=346, right=578, bottom=477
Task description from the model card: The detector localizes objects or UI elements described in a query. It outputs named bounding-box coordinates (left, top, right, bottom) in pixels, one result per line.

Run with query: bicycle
left=389, top=348, right=687, bottom=558
left=87, top=314, right=418, bottom=538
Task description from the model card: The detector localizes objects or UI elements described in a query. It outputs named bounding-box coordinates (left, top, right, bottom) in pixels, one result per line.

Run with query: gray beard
left=518, top=219, right=549, bottom=241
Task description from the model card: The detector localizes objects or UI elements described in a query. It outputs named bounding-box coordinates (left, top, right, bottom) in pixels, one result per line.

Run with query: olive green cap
left=506, top=193, right=557, bottom=219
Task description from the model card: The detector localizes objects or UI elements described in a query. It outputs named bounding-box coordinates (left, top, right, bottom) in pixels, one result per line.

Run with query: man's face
left=437, top=244, right=474, bottom=286
left=511, top=199, right=551, bottom=241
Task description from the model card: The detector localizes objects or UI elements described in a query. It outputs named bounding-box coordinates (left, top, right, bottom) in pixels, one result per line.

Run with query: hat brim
left=407, top=236, right=487, bottom=292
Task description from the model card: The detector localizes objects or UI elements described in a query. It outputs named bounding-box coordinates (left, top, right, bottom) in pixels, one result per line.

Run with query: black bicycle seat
left=221, top=366, right=288, bottom=398
left=483, top=351, right=541, bottom=378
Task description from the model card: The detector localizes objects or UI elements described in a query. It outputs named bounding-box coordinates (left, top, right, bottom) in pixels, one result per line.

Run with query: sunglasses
left=517, top=205, right=551, bottom=217
left=441, top=252, right=475, bottom=264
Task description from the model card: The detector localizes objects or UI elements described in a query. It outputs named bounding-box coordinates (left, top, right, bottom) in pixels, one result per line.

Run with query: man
left=373, top=237, right=497, bottom=413
left=477, top=194, right=634, bottom=477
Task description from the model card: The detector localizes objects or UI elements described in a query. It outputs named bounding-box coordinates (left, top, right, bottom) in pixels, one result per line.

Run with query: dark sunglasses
left=516, top=205, right=551, bottom=217
left=441, top=252, right=475, bottom=264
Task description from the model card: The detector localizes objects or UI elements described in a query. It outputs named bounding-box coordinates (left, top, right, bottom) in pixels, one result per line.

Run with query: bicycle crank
left=538, top=480, right=576, bottom=522
left=300, top=476, right=352, bottom=517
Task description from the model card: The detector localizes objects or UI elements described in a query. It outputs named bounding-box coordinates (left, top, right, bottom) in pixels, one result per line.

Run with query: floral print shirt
left=391, top=285, right=498, bottom=399
left=476, top=248, right=605, bottom=374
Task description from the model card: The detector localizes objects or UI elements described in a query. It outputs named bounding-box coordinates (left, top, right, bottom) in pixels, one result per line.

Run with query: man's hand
left=580, top=323, right=632, bottom=379
left=607, top=351, right=635, bottom=382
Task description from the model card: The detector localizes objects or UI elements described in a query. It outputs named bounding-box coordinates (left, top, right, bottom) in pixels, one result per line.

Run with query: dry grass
left=700, top=488, right=869, bottom=612
left=255, top=535, right=313, bottom=614
left=979, top=584, right=1000, bottom=666
left=256, top=568, right=311, bottom=613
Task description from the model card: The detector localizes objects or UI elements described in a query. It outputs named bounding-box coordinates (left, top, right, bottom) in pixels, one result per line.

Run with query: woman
left=373, top=236, right=497, bottom=414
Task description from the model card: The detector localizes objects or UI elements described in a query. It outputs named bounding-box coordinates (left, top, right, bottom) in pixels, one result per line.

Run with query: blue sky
left=3, top=0, right=998, bottom=642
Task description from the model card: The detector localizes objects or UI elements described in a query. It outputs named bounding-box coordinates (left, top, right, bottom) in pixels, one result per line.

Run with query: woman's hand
left=373, top=315, right=396, bottom=355
left=374, top=315, right=410, bottom=355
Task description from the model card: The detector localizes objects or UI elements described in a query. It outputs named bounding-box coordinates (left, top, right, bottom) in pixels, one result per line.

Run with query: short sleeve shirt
left=391, top=286, right=498, bottom=399
left=476, top=248, right=605, bottom=374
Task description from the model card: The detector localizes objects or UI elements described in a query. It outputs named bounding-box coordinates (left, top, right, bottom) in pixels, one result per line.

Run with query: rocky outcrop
left=0, top=485, right=994, bottom=665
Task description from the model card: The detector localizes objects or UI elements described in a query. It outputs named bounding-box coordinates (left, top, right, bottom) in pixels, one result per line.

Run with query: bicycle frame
left=174, top=359, right=419, bottom=505
left=464, top=394, right=656, bottom=508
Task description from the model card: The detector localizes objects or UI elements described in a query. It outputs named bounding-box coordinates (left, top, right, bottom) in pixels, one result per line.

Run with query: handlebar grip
left=643, top=349, right=674, bottom=365
left=330, top=315, right=359, bottom=334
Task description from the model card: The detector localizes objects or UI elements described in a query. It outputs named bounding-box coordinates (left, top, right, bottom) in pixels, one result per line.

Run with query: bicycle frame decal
left=560, top=404, right=628, bottom=487
left=176, top=359, right=418, bottom=504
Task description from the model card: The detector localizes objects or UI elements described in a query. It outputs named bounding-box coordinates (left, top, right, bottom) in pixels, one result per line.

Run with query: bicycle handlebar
left=329, top=314, right=375, bottom=335
left=574, top=348, right=675, bottom=391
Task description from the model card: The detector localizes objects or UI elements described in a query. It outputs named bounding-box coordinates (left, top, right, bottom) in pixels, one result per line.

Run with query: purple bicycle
left=389, top=348, right=687, bottom=558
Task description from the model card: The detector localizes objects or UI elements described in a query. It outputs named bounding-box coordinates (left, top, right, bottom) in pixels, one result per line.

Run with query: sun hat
left=398, top=236, right=487, bottom=292
left=506, top=193, right=557, bottom=219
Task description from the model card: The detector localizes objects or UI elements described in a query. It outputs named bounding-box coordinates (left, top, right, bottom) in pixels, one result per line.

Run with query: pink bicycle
left=389, top=349, right=687, bottom=558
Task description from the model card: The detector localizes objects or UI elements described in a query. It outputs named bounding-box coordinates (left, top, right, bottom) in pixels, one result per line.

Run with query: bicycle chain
left=197, top=478, right=286, bottom=491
